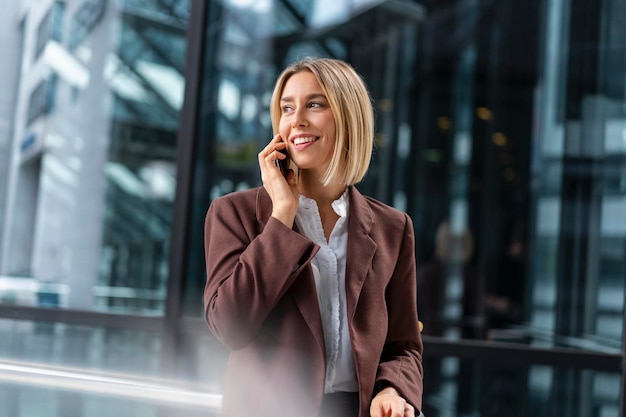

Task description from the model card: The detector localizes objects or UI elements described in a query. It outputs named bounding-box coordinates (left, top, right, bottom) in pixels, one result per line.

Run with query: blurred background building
left=0, top=0, right=624, bottom=416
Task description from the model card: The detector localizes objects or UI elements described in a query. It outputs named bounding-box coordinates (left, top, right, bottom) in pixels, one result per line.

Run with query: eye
left=281, top=105, right=293, bottom=113
left=309, top=101, right=324, bottom=108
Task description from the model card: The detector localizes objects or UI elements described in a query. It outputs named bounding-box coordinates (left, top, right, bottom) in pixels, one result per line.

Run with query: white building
left=1, top=0, right=179, bottom=311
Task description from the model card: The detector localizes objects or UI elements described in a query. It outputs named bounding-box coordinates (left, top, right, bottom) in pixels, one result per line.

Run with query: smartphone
left=276, top=143, right=300, bottom=183
left=277, top=147, right=291, bottom=178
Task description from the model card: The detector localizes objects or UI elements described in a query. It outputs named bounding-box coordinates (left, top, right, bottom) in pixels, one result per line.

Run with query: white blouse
left=295, top=190, right=358, bottom=393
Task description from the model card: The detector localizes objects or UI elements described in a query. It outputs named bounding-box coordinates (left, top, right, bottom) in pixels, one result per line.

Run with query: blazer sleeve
left=375, top=212, right=424, bottom=411
left=203, top=192, right=318, bottom=350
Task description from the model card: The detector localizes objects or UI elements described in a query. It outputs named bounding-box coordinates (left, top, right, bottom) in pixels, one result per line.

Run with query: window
left=69, top=0, right=106, bottom=51
left=26, top=75, right=57, bottom=125
left=34, top=1, right=65, bottom=60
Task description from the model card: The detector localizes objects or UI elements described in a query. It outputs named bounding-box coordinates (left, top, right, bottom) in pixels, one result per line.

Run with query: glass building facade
left=0, top=0, right=624, bottom=416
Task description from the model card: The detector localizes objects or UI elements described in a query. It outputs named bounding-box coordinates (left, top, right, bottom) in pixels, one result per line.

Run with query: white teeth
left=293, top=136, right=317, bottom=145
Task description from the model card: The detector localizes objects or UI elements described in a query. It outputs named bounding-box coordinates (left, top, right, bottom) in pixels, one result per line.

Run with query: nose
left=292, top=108, right=309, bottom=128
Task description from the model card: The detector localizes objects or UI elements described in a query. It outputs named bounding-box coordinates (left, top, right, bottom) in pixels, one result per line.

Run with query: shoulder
left=204, top=187, right=274, bottom=239
left=362, top=195, right=407, bottom=218
left=206, top=186, right=270, bottom=224
left=352, top=187, right=412, bottom=231
left=211, top=186, right=263, bottom=208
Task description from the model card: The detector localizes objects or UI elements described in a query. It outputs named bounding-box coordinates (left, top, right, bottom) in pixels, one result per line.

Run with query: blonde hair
left=270, top=57, right=374, bottom=186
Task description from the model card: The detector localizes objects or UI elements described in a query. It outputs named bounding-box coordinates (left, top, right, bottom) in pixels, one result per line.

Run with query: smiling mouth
left=293, top=136, right=318, bottom=145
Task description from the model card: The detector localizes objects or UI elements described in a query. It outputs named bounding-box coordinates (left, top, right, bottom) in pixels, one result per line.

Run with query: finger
left=259, top=136, right=287, bottom=166
left=258, top=142, right=281, bottom=173
left=258, top=134, right=278, bottom=155
left=369, top=398, right=385, bottom=417
left=369, top=405, right=383, bottom=417
left=371, top=401, right=402, bottom=417
left=404, top=404, right=415, bottom=417
left=267, top=134, right=286, bottom=152
left=390, top=399, right=408, bottom=417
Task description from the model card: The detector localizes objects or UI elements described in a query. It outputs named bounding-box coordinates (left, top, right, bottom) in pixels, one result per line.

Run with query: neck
left=298, top=173, right=346, bottom=207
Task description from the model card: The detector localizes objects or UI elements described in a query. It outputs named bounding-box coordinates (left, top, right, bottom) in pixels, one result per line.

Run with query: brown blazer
left=204, top=185, right=423, bottom=417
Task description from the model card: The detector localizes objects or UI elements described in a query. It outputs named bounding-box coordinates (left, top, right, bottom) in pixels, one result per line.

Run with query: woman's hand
left=258, top=134, right=299, bottom=228
left=370, top=387, right=415, bottom=417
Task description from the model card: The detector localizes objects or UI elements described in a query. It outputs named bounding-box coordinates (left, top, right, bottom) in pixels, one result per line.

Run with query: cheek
left=323, top=115, right=336, bottom=135
left=278, top=118, right=290, bottom=136
left=324, top=121, right=337, bottom=142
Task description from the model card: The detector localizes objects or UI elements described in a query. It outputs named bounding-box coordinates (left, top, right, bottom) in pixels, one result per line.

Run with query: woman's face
left=278, top=71, right=338, bottom=176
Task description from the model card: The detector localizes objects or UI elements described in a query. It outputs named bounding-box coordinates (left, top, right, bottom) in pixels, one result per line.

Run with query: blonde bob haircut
left=270, top=57, right=374, bottom=186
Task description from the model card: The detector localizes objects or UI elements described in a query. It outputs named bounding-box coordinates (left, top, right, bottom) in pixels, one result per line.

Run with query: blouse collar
left=298, top=188, right=349, bottom=218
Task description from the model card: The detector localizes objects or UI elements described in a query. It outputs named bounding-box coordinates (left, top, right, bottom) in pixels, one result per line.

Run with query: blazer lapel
left=255, top=187, right=326, bottom=356
left=289, top=267, right=325, bottom=355
left=345, top=186, right=377, bottom=319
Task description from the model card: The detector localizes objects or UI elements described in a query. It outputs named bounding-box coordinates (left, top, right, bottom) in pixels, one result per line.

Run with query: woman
left=204, top=57, right=423, bottom=417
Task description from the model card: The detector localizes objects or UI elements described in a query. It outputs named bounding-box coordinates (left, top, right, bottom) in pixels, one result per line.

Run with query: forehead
left=281, top=71, right=325, bottom=98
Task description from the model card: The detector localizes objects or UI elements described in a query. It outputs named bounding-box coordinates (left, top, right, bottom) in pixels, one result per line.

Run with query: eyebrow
left=280, top=93, right=327, bottom=102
